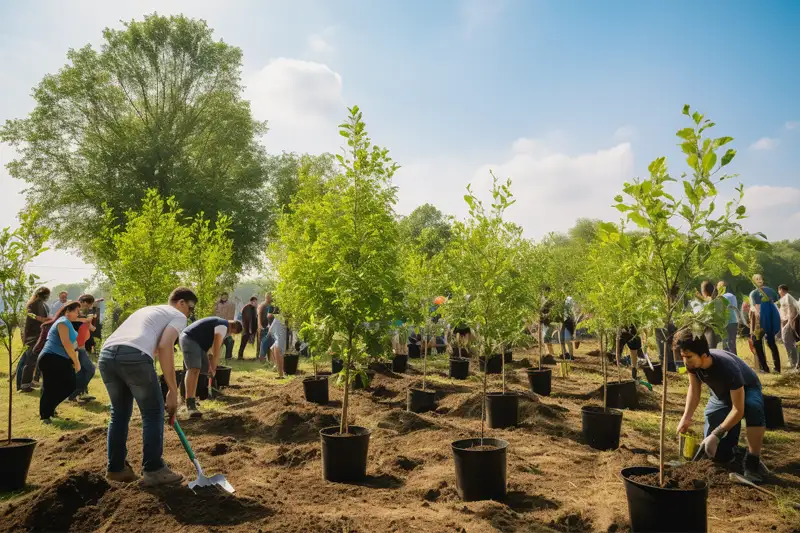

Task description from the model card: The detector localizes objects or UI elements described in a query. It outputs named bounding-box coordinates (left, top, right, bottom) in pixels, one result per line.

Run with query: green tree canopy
left=1, top=14, right=269, bottom=269
left=398, top=203, right=453, bottom=258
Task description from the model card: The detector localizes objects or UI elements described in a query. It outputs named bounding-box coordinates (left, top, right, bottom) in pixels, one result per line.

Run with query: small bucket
left=679, top=432, right=699, bottom=460
left=558, top=361, right=571, bottom=378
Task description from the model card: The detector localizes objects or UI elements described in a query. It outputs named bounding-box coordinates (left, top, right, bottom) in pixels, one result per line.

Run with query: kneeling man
left=674, top=328, right=769, bottom=482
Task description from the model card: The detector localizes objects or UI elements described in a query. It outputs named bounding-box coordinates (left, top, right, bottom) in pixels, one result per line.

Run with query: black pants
left=223, top=335, right=234, bottom=360
left=237, top=332, right=255, bottom=359
left=753, top=333, right=781, bottom=373
left=39, top=353, right=76, bottom=419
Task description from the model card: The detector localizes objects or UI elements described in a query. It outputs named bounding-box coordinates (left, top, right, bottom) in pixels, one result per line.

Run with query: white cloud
left=246, top=58, right=345, bottom=154
left=396, top=137, right=635, bottom=239
left=749, top=137, right=778, bottom=151
left=307, top=27, right=336, bottom=55
left=741, top=185, right=800, bottom=241
left=786, top=121, right=799, bottom=130
left=613, top=125, right=637, bottom=142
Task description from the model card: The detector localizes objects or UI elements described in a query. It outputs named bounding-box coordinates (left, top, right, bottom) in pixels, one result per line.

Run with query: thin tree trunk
left=7, top=345, right=12, bottom=444
left=659, top=322, right=668, bottom=487
left=481, top=355, right=487, bottom=443
left=502, top=340, right=507, bottom=395
left=422, top=331, right=428, bottom=392
left=538, top=322, right=543, bottom=370
left=616, top=328, right=622, bottom=382
left=340, top=335, right=353, bottom=435
left=601, top=335, right=607, bottom=412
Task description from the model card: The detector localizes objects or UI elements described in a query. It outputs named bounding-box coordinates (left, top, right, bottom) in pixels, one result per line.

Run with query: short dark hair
left=700, top=280, right=714, bottom=297
left=169, top=287, right=198, bottom=305
left=78, top=294, right=95, bottom=304
left=672, top=328, right=709, bottom=356
left=229, top=320, right=243, bottom=334
left=249, top=296, right=258, bottom=302
left=778, top=284, right=789, bottom=293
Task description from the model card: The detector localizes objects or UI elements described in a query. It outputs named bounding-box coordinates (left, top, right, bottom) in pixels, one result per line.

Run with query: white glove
left=701, top=433, right=720, bottom=458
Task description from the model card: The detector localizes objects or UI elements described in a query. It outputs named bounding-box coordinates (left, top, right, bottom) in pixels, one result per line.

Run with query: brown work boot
left=142, top=465, right=183, bottom=486
left=106, top=462, right=139, bottom=483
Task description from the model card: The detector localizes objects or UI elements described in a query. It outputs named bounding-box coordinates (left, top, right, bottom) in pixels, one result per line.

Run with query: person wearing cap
left=717, top=281, right=740, bottom=355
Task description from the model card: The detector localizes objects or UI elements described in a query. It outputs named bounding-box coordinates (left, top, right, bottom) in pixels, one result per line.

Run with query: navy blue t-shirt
left=183, top=317, right=229, bottom=352
left=688, top=349, right=760, bottom=405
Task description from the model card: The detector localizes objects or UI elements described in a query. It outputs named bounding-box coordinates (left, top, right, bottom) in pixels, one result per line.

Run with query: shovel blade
left=188, top=473, right=235, bottom=494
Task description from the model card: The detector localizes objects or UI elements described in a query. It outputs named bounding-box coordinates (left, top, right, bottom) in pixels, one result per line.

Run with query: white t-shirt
left=104, top=305, right=187, bottom=358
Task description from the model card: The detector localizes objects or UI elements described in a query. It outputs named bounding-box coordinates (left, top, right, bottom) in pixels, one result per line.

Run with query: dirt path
left=2, top=345, right=799, bottom=533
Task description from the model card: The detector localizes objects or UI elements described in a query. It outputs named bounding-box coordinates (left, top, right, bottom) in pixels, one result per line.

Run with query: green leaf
left=714, top=136, right=733, bottom=148
left=614, top=195, right=623, bottom=203
left=682, top=104, right=691, bottom=116
left=720, top=149, right=736, bottom=167
left=736, top=205, right=746, bottom=216
left=701, top=151, right=717, bottom=175
left=627, top=212, right=649, bottom=228
left=692, top=111, right=703, bottom=125
left=676, top=128, right=695, bottom=141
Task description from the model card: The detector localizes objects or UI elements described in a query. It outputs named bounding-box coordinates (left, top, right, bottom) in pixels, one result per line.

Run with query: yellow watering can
left=558, top=361, right=571, bottom=378
left=678, top=432, right=700, bottom=460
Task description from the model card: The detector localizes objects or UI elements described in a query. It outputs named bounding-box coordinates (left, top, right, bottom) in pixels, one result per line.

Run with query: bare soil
left=2, top=345, right=799, bottom=533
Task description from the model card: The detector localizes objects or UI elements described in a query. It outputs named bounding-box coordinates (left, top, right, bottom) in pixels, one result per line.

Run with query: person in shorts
left=266, top=313, right=287, bottom=378
left=674, top=328, right=769, bottom=483
left=179, top=316, right=242, bottom=417
left=617, top=325, right=641, bottom=380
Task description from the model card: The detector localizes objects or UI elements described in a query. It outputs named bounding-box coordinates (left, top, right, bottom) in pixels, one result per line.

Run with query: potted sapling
left=0, top=211, right=49, bottom=491
left=391, top=320, right=409, bottom=373
left=447, top=295, right=472, bottom=379
left=273, top=106, right=401, bottom=483
left=523, top=241, right=554, bottom=396
left=300, top=315, right=333, bottom=404
left=613, top=106, right=756, bottom=532
left=444, top=174, right=520, bottom=501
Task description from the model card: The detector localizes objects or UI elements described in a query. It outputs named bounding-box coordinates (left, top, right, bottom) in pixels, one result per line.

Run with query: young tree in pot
left=273, top=106, right=401, bottom=483
left=402, top=246, right=446, bottom=413
left=443, top=173, right=522, bottom=501
left=299, top=314, right=333, bottom=404
left=0, top=210, right=49, bottom=491
left=519, top=239, right=554, bottom=396
left=612, top=106, right=759, bottom=532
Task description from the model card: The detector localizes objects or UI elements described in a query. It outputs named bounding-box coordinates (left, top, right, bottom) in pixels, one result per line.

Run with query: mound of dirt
left=57, top=427, right=106, bottom=452
left=271, top=444, right=320, bottom=467
left=265, top=411, right=339, bottom=443
left=376, top=410, right=437, bottom=434
left=627, top=459, right=727, bottom=489
left=550, top=511, right=594, bottom=533
left=448, top=392, right=484, bottom=419
left=7, top=471, right=110, bottom=532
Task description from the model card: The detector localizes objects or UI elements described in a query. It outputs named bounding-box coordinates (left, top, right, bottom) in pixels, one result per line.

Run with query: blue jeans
left=259, top=330, right=274, bottom=359
left=723, top=323, right=738, bottom=355
left=71, top=348, right=96, bottom=398
left=99, top=345, right=165, bottom=473
left=704, top=387, right=766, bottom=462
left=223, top=335, right=234, bottom=360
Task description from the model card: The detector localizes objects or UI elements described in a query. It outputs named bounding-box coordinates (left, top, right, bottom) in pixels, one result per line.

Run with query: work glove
left=700, top=433, right=720, bottom=458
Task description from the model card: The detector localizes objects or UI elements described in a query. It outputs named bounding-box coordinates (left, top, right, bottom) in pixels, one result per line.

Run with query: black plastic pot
left=642, top=363, right=663, bottom=385
left=449, top=357, right=470, bottom=379
left=763, top=395, right=785, bottom=429
left=196, top=374, right=209, bottom=400
left=215, top=365, right=232, bottom=387
left=303, top=376, right=329, bottom=405
left=352, top=372, right=370, bottom=390
left=504, top=350, right=513, bottom=364
left=452, top=438, right=508, bottom=501
left=479, top=354, right=502, bottom=374
left=526, top=368, right=552, bottom=396
left=436, top=345, right=446, bottom=355
left=164, top=369, right=186, bottom=402
left=606, top=380, right=638, bottom=409
left=392, top=354, right=408, bottom=373
left=407, top=387, right=436, bottom=413
left=331, top=359, right=344, bottom=374
left=487, top=392, right=519, bottom=429
left=284, top=354, right=299, bottom=375
left=0, top=438, right=37, bottom=491
left=320, top=426, right=371, bottom=482
left=408, top=343, right=421, bottom=359
left=581, top=405, right=623, bottom=451
left=621, top=466, right=708, bottom=532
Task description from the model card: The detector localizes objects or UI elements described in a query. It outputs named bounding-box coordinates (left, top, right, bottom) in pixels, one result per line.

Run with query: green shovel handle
left=172, top=419, right=196, bottom=461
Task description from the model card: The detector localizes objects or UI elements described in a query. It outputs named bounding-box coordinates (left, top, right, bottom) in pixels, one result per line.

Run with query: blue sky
left=1, top=0, right=799, bottom=284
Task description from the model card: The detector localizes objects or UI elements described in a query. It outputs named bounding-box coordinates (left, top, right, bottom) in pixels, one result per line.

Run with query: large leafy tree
left=398, top=204, right=453, bottom=258
left=1, top=14, right=269, bottom=268
left=0, top=210, right=50, bottom=443
left=610, top=105, right=760, bottom=485
left=275, top=106, right=401, bottom=434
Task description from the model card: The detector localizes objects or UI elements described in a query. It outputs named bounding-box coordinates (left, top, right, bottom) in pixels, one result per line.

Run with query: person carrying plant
left=716, top=281, right=740, bottom=355
left=674, top=328, right=769, bottom=483
left=99, top=287, right=197, bottom=485
left=213, top=292, right=236, bottom=360
left=179, top=316, right=243, bottom=417
left=17, top=286, right=51, bottom=392
left=777, top=284, right=799, bottom=372
left=265, top=313, right=287, bottom=378
left=67, top=294, right=98, bottom=403
left=237, top=296, right=259, bottom=359
left=37, top=301, right=82, bottom=423
left=749, top=274, right=781, bottom=373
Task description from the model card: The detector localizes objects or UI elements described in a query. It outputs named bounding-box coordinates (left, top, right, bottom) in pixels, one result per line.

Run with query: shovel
left=729, top=473, right=800, bottom=510
left=172, top=418, right=235, bottom=494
